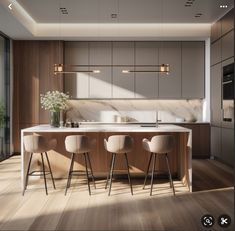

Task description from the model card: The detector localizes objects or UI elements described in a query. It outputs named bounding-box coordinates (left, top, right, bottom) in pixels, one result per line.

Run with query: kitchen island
left=21, top=124, right=192, bottom=191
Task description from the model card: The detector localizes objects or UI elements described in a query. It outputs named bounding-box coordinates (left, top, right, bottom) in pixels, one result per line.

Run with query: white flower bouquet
left=40, top=91, right=69, bottom=112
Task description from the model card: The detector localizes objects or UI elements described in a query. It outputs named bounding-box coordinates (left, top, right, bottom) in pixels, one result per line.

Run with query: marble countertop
left=22, top=124, right=191, bottom=133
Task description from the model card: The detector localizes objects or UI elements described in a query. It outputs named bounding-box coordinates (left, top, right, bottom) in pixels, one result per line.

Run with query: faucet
left=155, top=110, right=161, bottom=127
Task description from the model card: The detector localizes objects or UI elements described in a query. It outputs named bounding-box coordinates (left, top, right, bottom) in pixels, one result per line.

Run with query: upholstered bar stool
left=104, top=135, right=134, bottom=196
left=23, top=135, right=57, bottom=195
left=64, top=135, right=96, bottom=195
left=142, top=135, right=175, bottom=196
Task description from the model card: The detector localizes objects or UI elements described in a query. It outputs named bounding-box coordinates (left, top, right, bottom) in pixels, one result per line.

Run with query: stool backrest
left=104, top=135, right=133, bottom=153
left=65, top=135, right=91, bottom=153
left=24, top=135, right=48, bottom=153
left=150, top=135, right=175, bottom=154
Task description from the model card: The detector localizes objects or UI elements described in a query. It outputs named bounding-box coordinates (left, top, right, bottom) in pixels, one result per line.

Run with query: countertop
left=22, top=124, right=191, bottom=133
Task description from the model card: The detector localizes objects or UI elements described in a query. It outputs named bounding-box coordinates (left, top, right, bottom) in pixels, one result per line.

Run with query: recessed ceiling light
left=220, top=5, right=228, bottom=8
left=111, top=14, right=118, bottom=18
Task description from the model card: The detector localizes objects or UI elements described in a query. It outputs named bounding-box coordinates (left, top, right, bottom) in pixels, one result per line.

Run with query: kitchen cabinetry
left=89, top=42, right=112, bottom=98
left=135, top=42, right=159, bottom=98
left=211, top=19, right=222, bottom=43
left=221, top=30, right=234, bottom=61
left=221, top=8, right=234, bottom=35
left=64, top=42, right=89, bottom=98
left=179, top=123, right=210, bottom=158
left=221, top=128, right=234, bottom=166
left=211, top=40, right=221, bottom=65
left=182, top=42, right=205, bottom=98
left=211, top=126, right=221, bottom=159
left=113, top=42, right=135, bottom=65
left=158, top=42, right=182, bottom=98
left=210, top=63, right=222, bottom=126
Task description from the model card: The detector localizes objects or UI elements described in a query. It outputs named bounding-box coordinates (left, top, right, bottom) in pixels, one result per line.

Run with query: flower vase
left=50, top=111, right=60, bottom=127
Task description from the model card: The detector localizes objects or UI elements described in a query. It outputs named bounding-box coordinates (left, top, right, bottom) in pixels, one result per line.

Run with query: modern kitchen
left=0, top=0, right=234, bottom=230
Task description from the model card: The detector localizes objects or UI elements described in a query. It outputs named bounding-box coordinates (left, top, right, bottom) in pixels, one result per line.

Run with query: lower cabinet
left=221, top=127, right=234, bottom=166
left=211, top=126, right=221, bottom=158
left=175, top=123, right=210, bottom=158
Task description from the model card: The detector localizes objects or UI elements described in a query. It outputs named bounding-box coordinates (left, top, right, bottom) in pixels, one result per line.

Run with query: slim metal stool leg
left=23, top=152, right=33, bottom=196
left=143, top=153, right=153, bottom=189
left=65, top=153, right=75, bottom=195
left=108, top=153, right=116, bottom=196
left=41, top=153, right=48, bottom=195
left=84, top=153, right=91, bottom=195
left=105, top=153, right=114, bottom=189
left=165, top=153, right=175, bottom=196
left=150, top=153, right=157, bottom=196
left=45, top=152, right=56, bottom=189
left=124, top=153, right=133, bottom=195
left=86, top=152, right=96, bottom=189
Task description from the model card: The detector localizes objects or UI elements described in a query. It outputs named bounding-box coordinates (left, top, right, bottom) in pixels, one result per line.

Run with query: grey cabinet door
left=222, top=30, right=234, bottom=61
left=211, top=63, right=222, bottom=126
left=64, top=42, right=89, bottom=98
left=158, top=42, right=181, bottom=98
left=211, top=40, right=221, bottom=66
left=221, top=128, right=234, bottom=166
left=89, top=42, right=112, bottom=98
left=135, top=42, right=159, bottom=98
left=113, top=42, right=135, bottom=65
left=211, top=126, right=221, bottom=158
left=221, top=8, right=234, bottom=35
left=89, top=42, right=112, bottom=65
left=182, top=42, right=205, bottom=99
left=211, top=20, right=222, bottom=43
left=112, top=67, right=135, bottom=98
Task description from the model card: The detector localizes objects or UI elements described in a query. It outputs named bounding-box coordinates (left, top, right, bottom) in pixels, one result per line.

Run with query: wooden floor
left=0, top=156, right=234, bottom=231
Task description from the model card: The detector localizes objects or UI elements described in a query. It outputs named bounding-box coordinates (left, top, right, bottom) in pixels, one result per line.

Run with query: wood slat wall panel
left=13, top=41, right=64, bottom=153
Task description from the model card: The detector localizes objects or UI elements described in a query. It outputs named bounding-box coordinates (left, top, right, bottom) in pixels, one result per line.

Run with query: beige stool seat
left=104, top=135, right=134, bottom=196
left=23, top=135, right=57, bottom=195
left=64, top=135, right=96, bottom=195
left=142, top=135, right=175, bottom=196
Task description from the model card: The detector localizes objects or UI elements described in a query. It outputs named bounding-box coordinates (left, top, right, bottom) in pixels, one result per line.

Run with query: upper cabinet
left=221, top=30, right=234, bottom=61
left=64, top=41, right=205, bottom=99
left=135, top=42, right=159, bottom=98
left=211, top=20, right=222, bottom=43
left=89, top=42, right=112, bottom=98
left=158, top=42, right=182, bottom=99
left=211, top=40, right=221, bottom=66
left=221, top=8, right=234, bottom=35
left=113, top=42, right=135, bottom=65
left=182, top=42, right=205, bottom=99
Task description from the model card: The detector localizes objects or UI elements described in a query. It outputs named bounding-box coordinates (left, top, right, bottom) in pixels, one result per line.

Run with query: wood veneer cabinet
left=13, top=41, right=63, bottom=152
left=176, top=123, right=210, bottom=158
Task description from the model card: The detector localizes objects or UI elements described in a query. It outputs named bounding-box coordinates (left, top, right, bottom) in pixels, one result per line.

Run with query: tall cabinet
left=210, top=8, right=234, bottom=166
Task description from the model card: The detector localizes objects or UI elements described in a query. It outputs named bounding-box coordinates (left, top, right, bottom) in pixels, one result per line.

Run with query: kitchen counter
left=21, top=124, right=192, bottom=192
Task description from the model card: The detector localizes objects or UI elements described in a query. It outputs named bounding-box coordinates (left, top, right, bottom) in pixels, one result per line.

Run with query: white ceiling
left=0, top=0, right=233, bottom=40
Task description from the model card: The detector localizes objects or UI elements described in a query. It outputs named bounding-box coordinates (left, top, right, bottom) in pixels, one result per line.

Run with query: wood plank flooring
left=0, top=156, right=234, bottom=231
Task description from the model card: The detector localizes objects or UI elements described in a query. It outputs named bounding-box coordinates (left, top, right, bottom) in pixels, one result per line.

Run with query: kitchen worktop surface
left=22, top=124, right=191, bottom=133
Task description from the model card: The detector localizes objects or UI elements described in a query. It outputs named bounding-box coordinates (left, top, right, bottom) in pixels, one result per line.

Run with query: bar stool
left=23, top=135, right=57, bottom=195
left=64, top=135, right=96, bottom=195
left=142, top=135, right=175, bottom=196
left=104, top=135, right=133, bottom=196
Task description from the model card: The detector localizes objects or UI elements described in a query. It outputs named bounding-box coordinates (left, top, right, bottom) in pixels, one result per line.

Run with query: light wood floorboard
left=0, top=156, right=234, bottom=231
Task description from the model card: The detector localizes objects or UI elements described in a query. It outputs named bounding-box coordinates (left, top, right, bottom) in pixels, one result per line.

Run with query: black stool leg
left=45, top=152, right=56, bottom=189
left=124, top=153, right=133, bottom=195
left=165, top=153, right=175, bottom=196
left=105, top=153, right=114, bottom=189
left=84, top=153, right=91, bottom=195
left=108, top=153, right=116, bottom=196
left=86, top=152, right=96, bottom=189
left=143, top=153, right=153, bottom=189
left=150, top=153, right=157, bottom=196
left=23, top=152, right=33, bottom=196
left=65, top=153, right=75, bottom=195
left=41, top=153, right=48, bottom=195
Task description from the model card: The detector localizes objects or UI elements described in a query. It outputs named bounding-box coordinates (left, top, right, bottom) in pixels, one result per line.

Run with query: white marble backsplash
left=65, top=99, right=203, bottom=123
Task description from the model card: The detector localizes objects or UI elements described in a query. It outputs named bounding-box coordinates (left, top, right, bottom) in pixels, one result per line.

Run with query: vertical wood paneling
left=13, top=41, right=64, bottom=152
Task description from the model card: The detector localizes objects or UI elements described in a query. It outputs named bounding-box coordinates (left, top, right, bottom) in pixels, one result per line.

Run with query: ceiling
left=0, top=0, right=233, bottom=40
